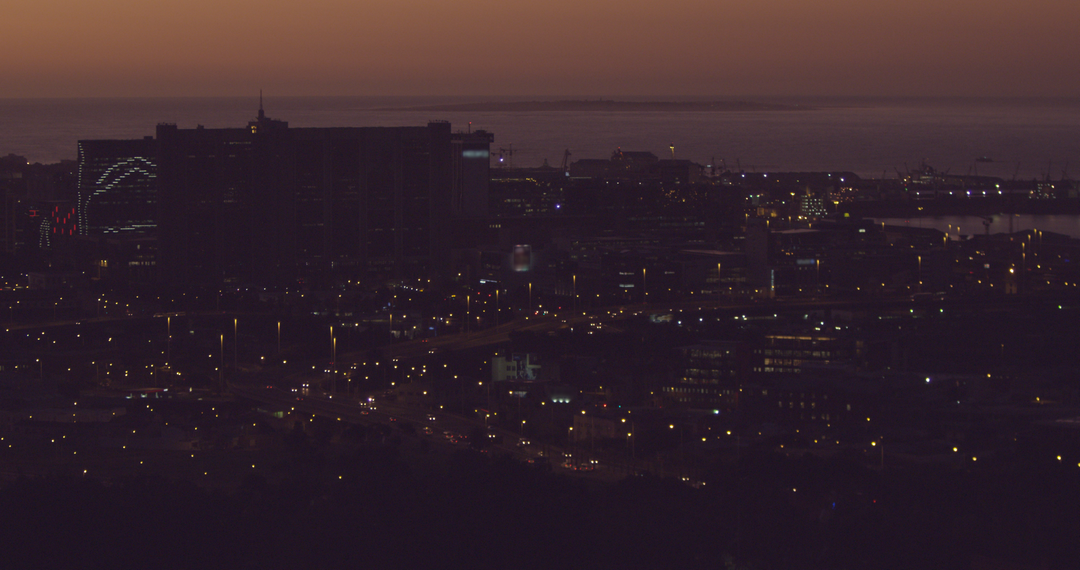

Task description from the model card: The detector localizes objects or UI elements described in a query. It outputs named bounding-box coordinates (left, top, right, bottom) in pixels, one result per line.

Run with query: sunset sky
left=3, top=0, right=1078, bottom=98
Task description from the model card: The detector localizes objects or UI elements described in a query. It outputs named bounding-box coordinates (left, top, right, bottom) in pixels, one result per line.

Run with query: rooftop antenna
left=258, top=89, right=265, bottom=120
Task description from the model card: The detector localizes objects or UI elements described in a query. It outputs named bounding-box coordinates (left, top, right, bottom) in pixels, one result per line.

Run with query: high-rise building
left=664, top=341, right=745, bottom=410
left=77, top=139, right=157, bottom=235
left=154, top=107, right=479, bottom=288
left=0, top=188, right=16, bottom=256
left=0, top=155, right=28, bottom=256
left=450, top=129, right=494, bottom=218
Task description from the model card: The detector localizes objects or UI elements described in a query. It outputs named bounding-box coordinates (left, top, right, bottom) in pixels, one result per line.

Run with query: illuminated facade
left=752, top=333, right=850, bottom=376
left=665, top=341, right=745, bottom=410
left=37, top=204, right=77, bottom=249
left=77, top=139, right=157, bottom=235
left=491, top=352, right=543, bottom=382
left=798, top=194, right=827, bottom=218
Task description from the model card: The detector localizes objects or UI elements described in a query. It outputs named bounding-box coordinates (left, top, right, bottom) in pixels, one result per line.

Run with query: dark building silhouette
left=0, top=155, right=31, bottom=256
left=74, top=105, right=489, bottom=289
left=152, top=107, right=484, bottom=288
left=76, top=139, right=157, bottom=236
left=451, top=129, right=494, bottom=218
left=0, top=183, right=18, bottom=257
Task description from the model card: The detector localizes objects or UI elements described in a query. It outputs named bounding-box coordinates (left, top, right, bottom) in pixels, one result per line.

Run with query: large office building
left=77, top=139, right=157, bottom=236
left=79, top=106, right=490, bottom=288
left=450, top=129, right=494, bottom=218
left=664, top=341, right=746, bottom=410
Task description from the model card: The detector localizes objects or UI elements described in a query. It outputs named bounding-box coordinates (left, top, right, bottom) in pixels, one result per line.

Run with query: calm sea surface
left=2, top=96, right=1079, bottom=181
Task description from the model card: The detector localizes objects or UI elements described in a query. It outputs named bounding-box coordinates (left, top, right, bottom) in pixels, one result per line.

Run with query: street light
left=917, top=255, right=922, bottom=293
left=219, top=333, right=224, bottom=390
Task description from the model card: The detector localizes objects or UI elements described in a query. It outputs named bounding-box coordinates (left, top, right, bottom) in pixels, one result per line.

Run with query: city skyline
left=4, top=86, right=1080, bottom=570
left=3, top=0, right=1079, bottom=98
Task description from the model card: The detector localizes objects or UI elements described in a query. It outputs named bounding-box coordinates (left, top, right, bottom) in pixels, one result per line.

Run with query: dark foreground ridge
left=380, top=99, right=810, bottom=112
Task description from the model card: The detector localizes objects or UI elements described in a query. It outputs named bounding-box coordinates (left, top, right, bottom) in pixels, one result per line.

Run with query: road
left=345, top=294, right=965, bottom=361
left=230, top=383, right=632, bottom=482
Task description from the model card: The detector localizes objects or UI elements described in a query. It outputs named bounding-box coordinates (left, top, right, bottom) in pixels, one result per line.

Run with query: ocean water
left=1, top=96, right=1079, bottom=180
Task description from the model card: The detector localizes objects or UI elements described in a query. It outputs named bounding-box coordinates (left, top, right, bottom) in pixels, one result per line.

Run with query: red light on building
left=51, top=205, right=77, bottom=236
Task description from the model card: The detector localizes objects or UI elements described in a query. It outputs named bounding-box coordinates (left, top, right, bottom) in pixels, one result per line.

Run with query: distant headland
left=378, top=99, right=811, bottom=112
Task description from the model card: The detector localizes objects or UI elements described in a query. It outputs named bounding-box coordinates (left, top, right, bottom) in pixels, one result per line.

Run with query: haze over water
left=2, top=96, right=1078, bottom=181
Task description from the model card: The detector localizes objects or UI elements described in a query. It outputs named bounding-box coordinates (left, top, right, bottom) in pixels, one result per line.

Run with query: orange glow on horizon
left=1, top=0, right=1078, bottom=97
